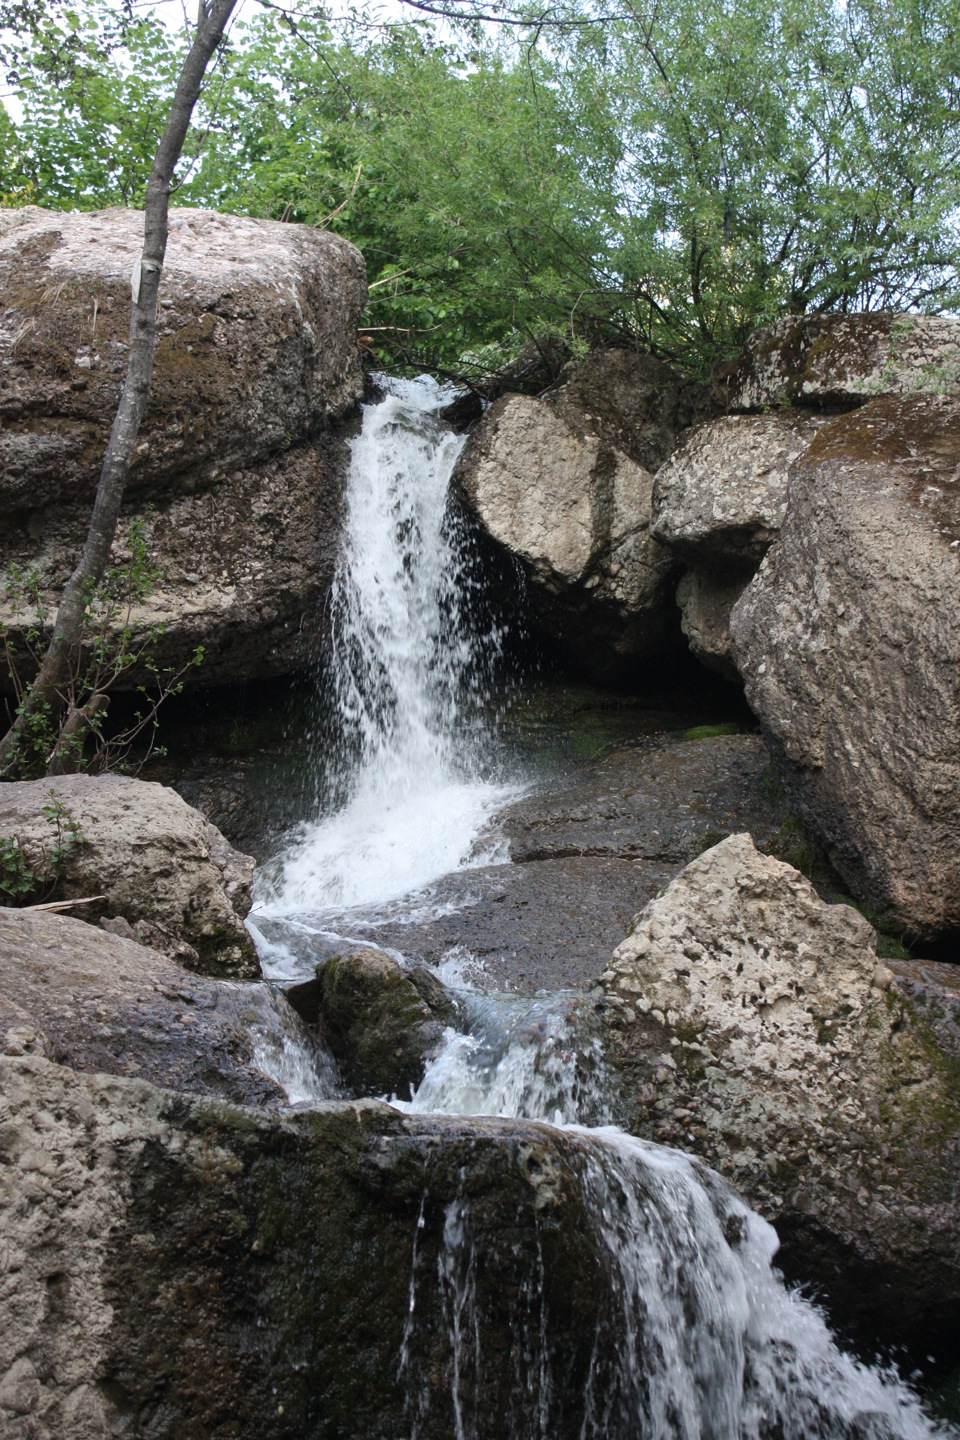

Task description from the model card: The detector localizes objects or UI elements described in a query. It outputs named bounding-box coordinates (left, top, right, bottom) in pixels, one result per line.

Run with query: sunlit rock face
left=730, top=395, right=960, bottom=940
left=0, top=205, right=367, bottom=683
left=599, top=833, right=960, bottom=1357
left=454, top=392, right=678, bottom=682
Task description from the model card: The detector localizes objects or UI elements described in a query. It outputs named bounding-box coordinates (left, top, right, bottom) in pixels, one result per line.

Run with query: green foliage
left=1, top=519, right=203, bottom=778
left=0, top=788, right=86, bottom=905
left=1, top=0, right=957, bottom=371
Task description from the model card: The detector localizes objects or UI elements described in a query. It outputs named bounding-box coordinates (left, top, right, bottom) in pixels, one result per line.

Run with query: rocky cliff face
left=730, top=395, right=960, bottom=941
left=0, top=205, right=367, bottom=684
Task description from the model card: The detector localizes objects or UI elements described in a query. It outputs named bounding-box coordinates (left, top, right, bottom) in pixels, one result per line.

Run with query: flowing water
left=251, top=376, right=954, bottom=1438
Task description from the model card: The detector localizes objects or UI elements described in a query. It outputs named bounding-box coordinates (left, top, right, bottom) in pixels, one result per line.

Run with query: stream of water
left=250, top=376, right=954, bottom=1439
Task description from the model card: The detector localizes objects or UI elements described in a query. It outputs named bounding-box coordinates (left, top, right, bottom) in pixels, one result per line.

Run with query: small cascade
left=258, top=375, right=516, bottom=917
left=249, top=382, right=955, bottom=1438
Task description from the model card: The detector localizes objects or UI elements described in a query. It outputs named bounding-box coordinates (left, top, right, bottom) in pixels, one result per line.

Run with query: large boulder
left=454, top=393, right=677, bottom=681
left=549, top=345, right=723, bottom=474
left=730, top=394, right=960, bottom=940
left=650, top=412, right=824, bottom=569
left=0, top=1052, right=784, bottom=1440
left=0, top=907, right=293, bottom=1105
left=0, top=774, right=258, bottom=976
left=0, top=205, right=367, bottom=682
left=598, top=833, right=960, bottom=1358
left=730, top=311, right=960, bottom=412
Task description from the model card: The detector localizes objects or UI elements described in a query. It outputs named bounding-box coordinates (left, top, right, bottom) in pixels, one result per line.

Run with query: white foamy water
left=257, top=374, right=516, bottom=917
left=248, top=376, right=953, bottom=1439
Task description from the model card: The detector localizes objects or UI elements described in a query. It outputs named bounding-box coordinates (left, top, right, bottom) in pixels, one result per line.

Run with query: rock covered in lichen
left=597, top=833, right=960, bottom=1355
left=730, top=394, right=960, bottom=939
left=730, top=311, right=960, bottom=412
left=0, top=205, right=367, bottom=684
left=0, top=774, right=258, bottom=976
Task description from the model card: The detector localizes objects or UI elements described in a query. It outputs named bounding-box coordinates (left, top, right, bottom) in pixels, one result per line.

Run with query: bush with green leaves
left=1, top=0, right=957, bottom=373
left=0, top=789, right=86, bottom=905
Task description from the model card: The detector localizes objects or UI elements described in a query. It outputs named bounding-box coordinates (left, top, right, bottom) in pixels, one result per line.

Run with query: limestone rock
left=730, top=394, right=960, bottom=939
left=651, top=412, right=823, bottom=568
left=0, top=1053, right=705, bottom=1440
left=599, top=833, right=960, bottom=1354
left=674, top=569, right=745, bottom=681
left=0, top=774, right=258, bottom=975
left=0, top=205, right=365, bottom=503
left=455, top=393, right=677, bottom=681
left=731, top=311, right=960, bottom=412
left=305, top=947, right=460, bottom=1098
left=0, top=205, right=366, bottom=683
left=550, top=345, right=723, bottom=474
left=0, top=907, right=288, bottom=1103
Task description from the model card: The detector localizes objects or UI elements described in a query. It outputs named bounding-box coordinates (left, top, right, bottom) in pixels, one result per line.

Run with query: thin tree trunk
left=0, top=0, right=237, bottom=778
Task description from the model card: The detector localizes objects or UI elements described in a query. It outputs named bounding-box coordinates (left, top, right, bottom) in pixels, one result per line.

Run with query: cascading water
left=257, top=374, right=515, bottom=918
left=251, top=380, right=955, bottom=1439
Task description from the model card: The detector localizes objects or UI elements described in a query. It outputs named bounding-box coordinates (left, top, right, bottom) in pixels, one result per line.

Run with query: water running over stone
left=251, top=382, right=954, bottom=1440
left=258, top=375, right=516, bottom=917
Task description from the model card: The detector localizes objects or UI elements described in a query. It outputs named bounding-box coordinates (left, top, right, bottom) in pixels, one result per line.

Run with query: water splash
left=399, top=989, right=613, bottom=1126
left=258, top=375, right=517, bottom=915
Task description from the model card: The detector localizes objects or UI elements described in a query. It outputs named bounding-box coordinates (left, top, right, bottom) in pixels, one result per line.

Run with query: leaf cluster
left=1, top=0, right=957, bottom=372
left=1, top=518, right=203, bottom=779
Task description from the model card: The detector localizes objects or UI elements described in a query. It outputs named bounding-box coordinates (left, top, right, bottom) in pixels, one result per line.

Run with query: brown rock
left=0, top=774, right=259, bottom=976
left=730, top=394, right=960, bottom=939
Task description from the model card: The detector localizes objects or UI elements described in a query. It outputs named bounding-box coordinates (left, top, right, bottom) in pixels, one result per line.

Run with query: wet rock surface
left=598, top=834, right=960, bottom=1362
left=0, top=1052, right=730, bottom=1440
left=299, top=734, right=780, bottom=993
left=731, top=393, right=960, bottom=941
left=301, top=947, right=460, bottom=1097
left=0, top=774, right=258, bottom=976
left=0, top=907, right=283, bottom=1105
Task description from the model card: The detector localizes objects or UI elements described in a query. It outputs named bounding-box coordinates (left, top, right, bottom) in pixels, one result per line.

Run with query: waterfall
left=251, top=382, right=954, bottom=1440
left=258, top=375, right=515, bottom=915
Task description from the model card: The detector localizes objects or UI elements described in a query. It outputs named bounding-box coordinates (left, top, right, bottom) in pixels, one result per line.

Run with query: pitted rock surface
left=731, top=311, right=960, bottom=412
left=730, top=394, right=960, bottom=939
left=674, top=569, right=746, bottom=680
left=454, top=393, right=677, bottom=681
left=0, top=774, right=258, bottom=975
left=651, top=412, right=823, bottom=568
left=0, top=205, right=366, bottom=682
left=598, top=833, right=960, bottom=1354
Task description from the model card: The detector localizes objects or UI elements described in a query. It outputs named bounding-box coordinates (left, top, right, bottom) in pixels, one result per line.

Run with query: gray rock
left=0, top=907, right=286, bottom=1104
left=730, top=394, right=960, bottom=939
left=0, top=774, right=259, bottom=976
left=0, top=205, right=366, bottom=683
left=651, top=412, right=823, bottom=568
left=455, top=393, right=677, bottom=681
left=675, top=569, right=745, bottom=681
left=500, top=734, right=779, bottom=866
left=730, top=311, right=960, bottom=412
left=0, top=1052, right=751, bottom=1440
left=550, top=345, right=724, bottom=474
left=599, top=833, right=960, bottom=1352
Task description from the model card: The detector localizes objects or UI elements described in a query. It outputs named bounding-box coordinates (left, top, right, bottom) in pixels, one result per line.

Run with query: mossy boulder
left=305, top=947, right=460, bottom=1098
